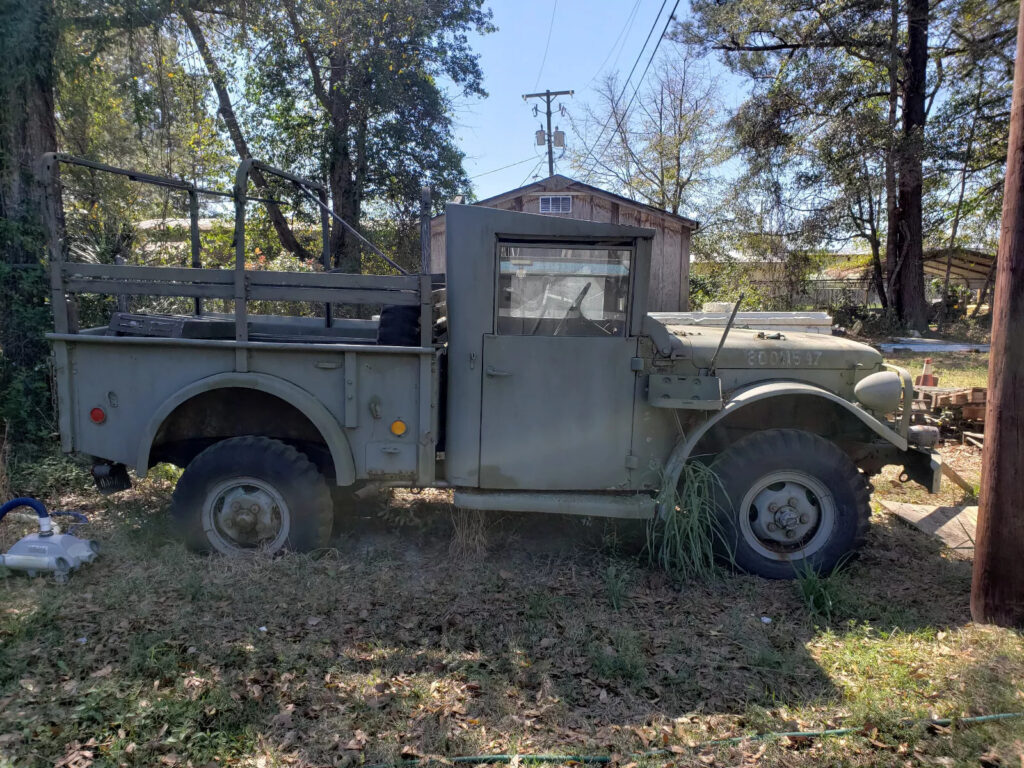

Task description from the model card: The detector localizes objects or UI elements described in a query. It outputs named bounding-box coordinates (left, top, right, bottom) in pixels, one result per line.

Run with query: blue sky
left=450, top=0, right=744, bottom=200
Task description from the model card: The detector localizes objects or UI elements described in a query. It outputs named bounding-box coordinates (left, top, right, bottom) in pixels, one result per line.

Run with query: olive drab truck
left=43, top=154, right=941, bottom=578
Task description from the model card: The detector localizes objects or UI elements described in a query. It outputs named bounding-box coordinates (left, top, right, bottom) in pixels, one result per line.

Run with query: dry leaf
left=344, top=730, right=367, bottom=751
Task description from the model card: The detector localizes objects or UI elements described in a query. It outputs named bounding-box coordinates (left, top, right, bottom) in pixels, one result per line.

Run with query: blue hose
left=0, top=497, right=50, bottom=523
left=0, top=499, right=89, bottom=536
left=50, top=510, right=90, bottom=535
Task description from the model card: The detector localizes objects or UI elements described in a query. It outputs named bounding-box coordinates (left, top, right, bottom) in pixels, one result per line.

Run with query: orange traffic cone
left=915, top=357, right=938, bottom=387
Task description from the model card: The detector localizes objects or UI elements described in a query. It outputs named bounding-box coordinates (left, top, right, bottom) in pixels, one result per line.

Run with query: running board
left=454, top=490, right=655, bottom=519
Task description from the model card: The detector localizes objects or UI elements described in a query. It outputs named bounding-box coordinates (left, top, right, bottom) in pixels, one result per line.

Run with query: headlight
left=854, top=371, right=903, bottom=413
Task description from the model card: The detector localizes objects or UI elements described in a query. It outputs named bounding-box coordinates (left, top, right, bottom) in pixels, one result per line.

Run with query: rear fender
left=136, top=372, right=356, bottom=485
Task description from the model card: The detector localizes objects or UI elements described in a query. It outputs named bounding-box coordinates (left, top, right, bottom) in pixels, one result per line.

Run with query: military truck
left=43, top=154, right=940, bottom=578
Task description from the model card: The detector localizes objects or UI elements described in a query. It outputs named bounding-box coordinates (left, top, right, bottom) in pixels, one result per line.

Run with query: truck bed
left=104, top=311, right=381, bottom=345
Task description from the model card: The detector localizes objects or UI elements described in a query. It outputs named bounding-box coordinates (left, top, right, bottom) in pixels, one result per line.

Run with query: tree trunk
left=326, top=49, right=359, bottom=273
left=971, top=0, right=1024, bottom=628
left=895, top=0, right=930, bottom=331
left=883, top=0, right=899, bottom=312
left=870, top=239, right=888, bottom=306
left=0, top=0, right=59, bottom=438
left=180, top=5, right=312, bottom=262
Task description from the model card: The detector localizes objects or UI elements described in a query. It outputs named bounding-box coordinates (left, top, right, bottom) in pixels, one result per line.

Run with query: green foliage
left=793, top=560, right=848, bottom=625
left=677, top=0, right=1014, bottom=322
left=603, top=563, right=631, bottom=611
left=647, top=462, right=727, bottom=582
left=589, top=628, right=645, bottom=684
left=0, top=241, right=53, bottom=445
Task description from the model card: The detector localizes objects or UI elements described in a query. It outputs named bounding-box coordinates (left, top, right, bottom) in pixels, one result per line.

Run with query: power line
left=533, top=0, right=559, bottom=90
left=517, top=157, right=546, bottom=188
left=587, top=0, right=643, bottom=85
left=469, top=156, right=538, bottom=180
left=615, top=0, right=682, bottom=137
left=575, top=0, right=669, bottom=177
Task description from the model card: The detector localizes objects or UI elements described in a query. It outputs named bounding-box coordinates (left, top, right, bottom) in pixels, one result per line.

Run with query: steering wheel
left=552, top=282, right=592, bottom=336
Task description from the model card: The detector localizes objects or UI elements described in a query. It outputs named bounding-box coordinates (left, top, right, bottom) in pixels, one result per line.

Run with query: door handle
left=485, top=365, right=513, bottom=377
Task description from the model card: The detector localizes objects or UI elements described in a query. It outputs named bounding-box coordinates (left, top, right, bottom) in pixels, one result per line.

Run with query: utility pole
left=523, top=89, right=573, bottom=177
left=971, top=0, right=1024, bottom=627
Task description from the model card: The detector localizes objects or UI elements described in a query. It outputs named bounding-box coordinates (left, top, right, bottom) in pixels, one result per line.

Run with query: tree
left=178, top=0, right=492, bottom=272
left=572, top=48, right=730, bottom=219
left=0, top=0, right=60, bottom=440
left=679, top=0, right=1015, bottom=329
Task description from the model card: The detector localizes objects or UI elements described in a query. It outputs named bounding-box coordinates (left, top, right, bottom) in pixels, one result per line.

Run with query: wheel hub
left=740, top=472, right=836, bottom=561
left=209, top=483, right=287, bottom=548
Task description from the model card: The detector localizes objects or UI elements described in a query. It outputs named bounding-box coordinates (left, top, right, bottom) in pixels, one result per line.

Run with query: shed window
left=539, top=195, right=572, bottom=214
left=496, top=243, right=631, bottom=336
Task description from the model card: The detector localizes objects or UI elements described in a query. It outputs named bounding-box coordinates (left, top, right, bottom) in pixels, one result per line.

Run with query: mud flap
left=91, top=462, right=132, bottom=495
left=900, top=447, right=942, bottom=494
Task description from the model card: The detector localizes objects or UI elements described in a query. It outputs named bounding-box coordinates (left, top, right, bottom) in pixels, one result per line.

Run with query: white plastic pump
left=0, top=498, right=98, bottom=583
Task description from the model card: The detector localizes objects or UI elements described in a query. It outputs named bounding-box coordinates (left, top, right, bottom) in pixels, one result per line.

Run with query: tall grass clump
left=647, top=462, right=727, bottom=581
left=794, top=558, right=848, bottom=624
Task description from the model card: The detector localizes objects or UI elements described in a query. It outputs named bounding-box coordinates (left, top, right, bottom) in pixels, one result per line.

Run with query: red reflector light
left=89, top=407, right=106, bottom=424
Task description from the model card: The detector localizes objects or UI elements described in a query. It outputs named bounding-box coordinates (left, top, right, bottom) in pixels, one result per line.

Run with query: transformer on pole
left=523, top=89, right=573, bottom=177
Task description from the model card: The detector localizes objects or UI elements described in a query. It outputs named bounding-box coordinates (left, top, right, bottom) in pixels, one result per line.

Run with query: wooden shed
left=429, top=175, right=699, bottom=312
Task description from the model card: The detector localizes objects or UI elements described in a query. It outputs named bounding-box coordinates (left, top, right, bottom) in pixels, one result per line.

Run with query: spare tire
left=377, top=305, right=421, bottom=346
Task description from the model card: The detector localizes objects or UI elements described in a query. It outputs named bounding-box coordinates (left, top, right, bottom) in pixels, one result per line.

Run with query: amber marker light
left=390, top=419, right=407, bottom=436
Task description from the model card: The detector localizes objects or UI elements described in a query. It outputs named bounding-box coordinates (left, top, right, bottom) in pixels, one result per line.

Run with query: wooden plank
left=64, top=279, right=233, bottom=298
left=970, top=387, right=987, bottom=403
left=247, top=270, right=419, bottom=291
left=962, top=405, right=986, bottom=421
left=943, top=462, right=977, bottom=493
left=62, top=263, right=235, bottom=283
left=246, top=285, right=419, bottom=305
left=880, top=500, right=977, bottom=558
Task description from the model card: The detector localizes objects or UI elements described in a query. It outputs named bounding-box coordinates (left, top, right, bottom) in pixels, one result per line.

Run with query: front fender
left=135, top=371, right=356, bottom=485
left=656, top=381, right=908, bottom=516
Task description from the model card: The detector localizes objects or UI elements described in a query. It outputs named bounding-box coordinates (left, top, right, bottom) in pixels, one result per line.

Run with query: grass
left=794, top=560, right=848, bottom=625
left=885, top=351, right=990, bottom=389
left=646, top=461, right=725, bottom=581
left=0, top=452, right=1022, bottom=767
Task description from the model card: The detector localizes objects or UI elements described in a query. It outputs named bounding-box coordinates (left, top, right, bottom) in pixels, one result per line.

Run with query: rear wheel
left=711, top=429, right=870, bottom=579
left=171, top=436, right=333, bottom=555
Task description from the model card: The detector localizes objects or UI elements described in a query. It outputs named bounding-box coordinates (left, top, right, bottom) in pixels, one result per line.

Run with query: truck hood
left=652, top=319, right=884, bottom=371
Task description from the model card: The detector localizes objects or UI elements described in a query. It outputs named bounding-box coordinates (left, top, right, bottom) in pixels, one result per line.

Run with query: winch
left=0, top=497, right=98, bottom=583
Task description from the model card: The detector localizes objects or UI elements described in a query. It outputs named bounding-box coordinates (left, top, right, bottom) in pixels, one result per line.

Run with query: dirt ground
left=1, top=438, right=1022, bottom=768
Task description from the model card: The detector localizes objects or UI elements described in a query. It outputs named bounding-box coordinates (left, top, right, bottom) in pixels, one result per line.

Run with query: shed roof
left=434, top=174, right=699, bottom=231
left=922, top=247, right=994, bottom=283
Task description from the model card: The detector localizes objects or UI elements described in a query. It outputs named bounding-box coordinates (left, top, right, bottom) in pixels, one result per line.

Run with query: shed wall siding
left=430, top=189, right=693, bottom=311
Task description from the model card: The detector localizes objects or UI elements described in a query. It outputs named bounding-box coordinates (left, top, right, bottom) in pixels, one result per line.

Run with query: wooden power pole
left=970, top=0, right=1024, bottom=627
left=523, top=89, right=573, bottom=177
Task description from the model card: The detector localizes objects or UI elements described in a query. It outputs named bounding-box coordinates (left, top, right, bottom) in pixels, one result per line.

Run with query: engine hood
left=652, top=319, right=884, bottom=371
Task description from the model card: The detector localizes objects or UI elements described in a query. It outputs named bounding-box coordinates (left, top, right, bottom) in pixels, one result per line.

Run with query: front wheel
left=711, top=429, right=870, bottom=579
left=171, top=436, right=333, bottom=555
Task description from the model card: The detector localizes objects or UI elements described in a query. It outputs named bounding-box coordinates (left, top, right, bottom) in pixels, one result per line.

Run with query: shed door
left=478, top=242, right=637, bottom=490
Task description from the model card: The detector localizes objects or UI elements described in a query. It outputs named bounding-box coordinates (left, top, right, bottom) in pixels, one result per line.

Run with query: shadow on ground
left=0, top=481, right=1002, bottom=768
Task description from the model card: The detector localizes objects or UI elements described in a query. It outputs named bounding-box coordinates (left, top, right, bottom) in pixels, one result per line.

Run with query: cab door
left=478, top=241, right=638, bottom=490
